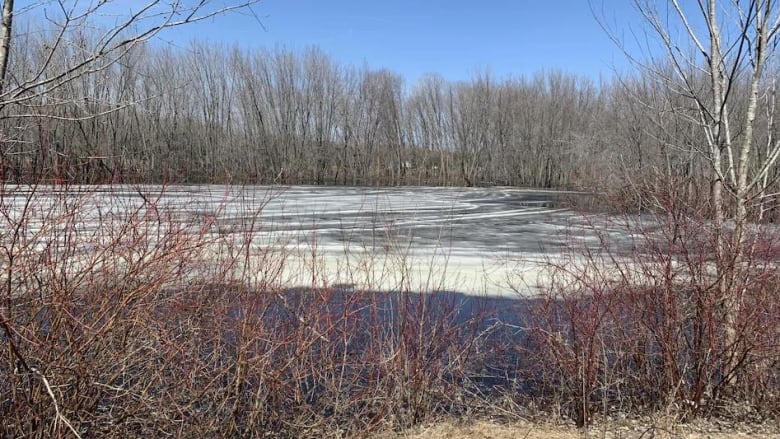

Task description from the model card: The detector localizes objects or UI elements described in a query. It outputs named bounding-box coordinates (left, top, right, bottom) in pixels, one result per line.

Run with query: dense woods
left=4, top=20, right=770, bottom=194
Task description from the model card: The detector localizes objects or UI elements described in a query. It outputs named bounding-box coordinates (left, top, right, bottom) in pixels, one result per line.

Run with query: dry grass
left=373, top=420, right=576, bottom=439
left=375, top=420, right=780, bottom=439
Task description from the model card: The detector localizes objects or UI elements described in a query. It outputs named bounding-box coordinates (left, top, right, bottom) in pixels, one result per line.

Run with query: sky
left=152, top=0, right=645, bottom=85
left=14, top=0, right=653, bottom=85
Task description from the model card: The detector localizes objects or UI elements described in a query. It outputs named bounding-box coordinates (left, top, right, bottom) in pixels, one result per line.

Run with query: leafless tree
left=0, top=0, right=260, bottom=180
left=622, top=0, right=780, bottom=382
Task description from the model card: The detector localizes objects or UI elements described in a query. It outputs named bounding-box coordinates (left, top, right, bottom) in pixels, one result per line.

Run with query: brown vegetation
left=374, top=419, right=779, bottom=439
left=0, top=185, right=499, bottom=437
left=1, top=183, right=778, bottom=437
left=522, top=189, right=780, bottom=428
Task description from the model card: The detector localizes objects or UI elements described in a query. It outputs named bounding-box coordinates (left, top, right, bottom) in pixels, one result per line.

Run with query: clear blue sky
left=160, top=0, right=641, bottom=84
left=43, top=0, right=651, bottom=86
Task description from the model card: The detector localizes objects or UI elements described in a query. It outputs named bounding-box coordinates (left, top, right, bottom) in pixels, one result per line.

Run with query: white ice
left=0, top=185, right=634, bottom=297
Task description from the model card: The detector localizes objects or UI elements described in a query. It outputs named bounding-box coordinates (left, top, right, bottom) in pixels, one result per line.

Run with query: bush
left=522, top=187, right=780, bottom=427
left=0, top=184, right=502, bottom=437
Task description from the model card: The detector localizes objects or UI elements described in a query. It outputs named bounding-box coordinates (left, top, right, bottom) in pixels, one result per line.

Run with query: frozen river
left=2, top=185, right=629, bottom=296
left=153, top=185, right=608, bottom=252
left=209, top=186, right=574, bottom=252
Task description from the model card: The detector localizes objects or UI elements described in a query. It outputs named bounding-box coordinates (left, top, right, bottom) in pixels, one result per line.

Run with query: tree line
left=0, top=22, right=778, bottom=202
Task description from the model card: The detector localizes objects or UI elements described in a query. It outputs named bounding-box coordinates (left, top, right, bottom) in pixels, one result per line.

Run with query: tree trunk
left=0, top=0, right=12, bottom=94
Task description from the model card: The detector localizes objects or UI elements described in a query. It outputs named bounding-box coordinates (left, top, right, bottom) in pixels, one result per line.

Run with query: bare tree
left=0, top=0, right=260, bottom=179
left=622, top=0, right=780, bottom=386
